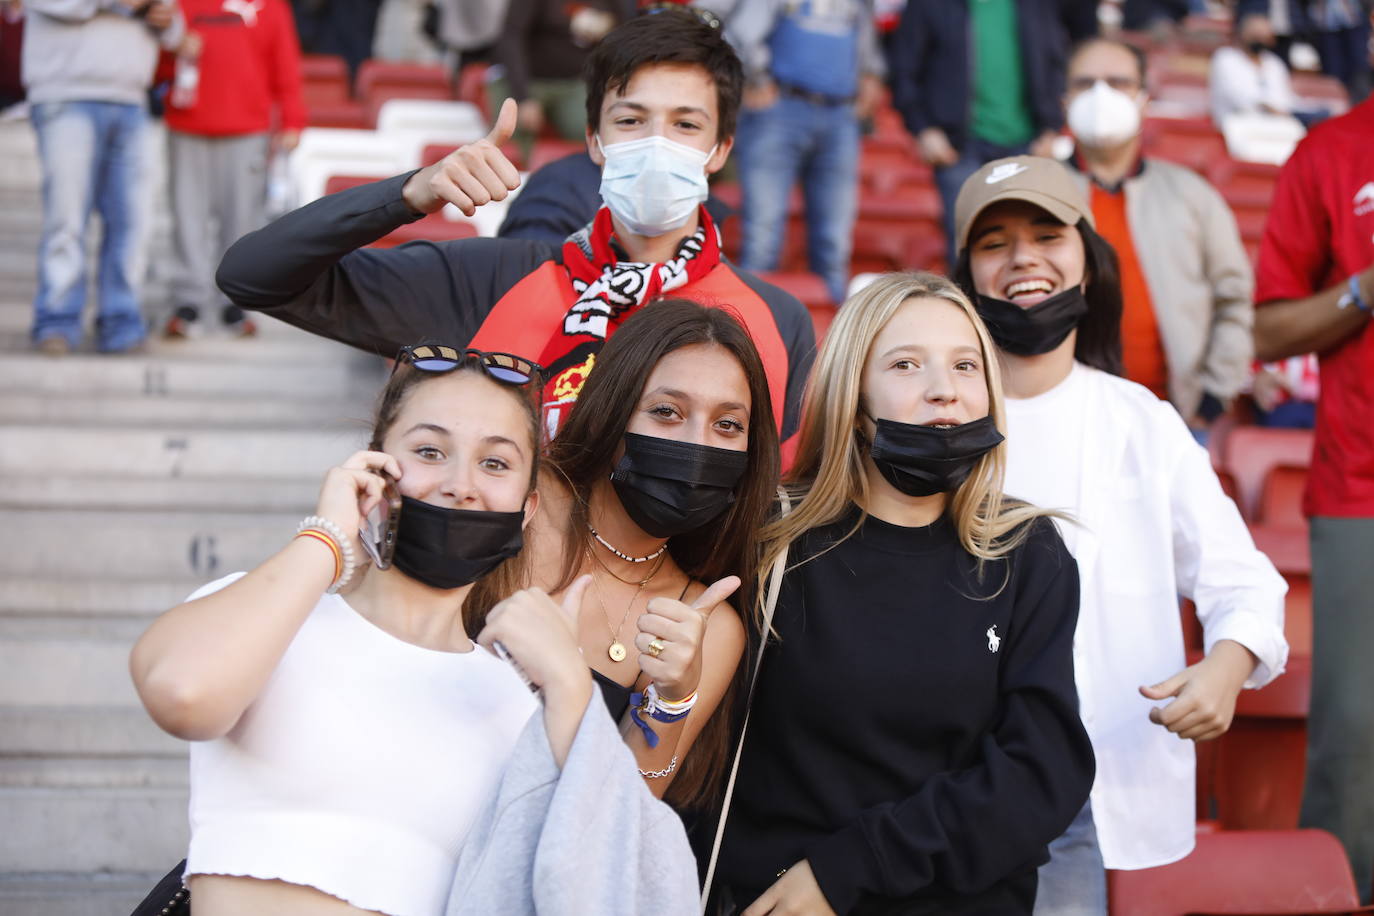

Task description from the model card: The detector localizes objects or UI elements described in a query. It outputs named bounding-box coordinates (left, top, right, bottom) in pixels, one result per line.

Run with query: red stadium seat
left=355, top=60, right=452, bottom=102
left=1222, top=426, right=1314, bottom=520
left=1213, top=467, right=1240, bottom=507
left=1107, top=827, right=1374, bottom=915
left=755, top=271, right=833, bottom=311
left=322, top=174, right=378, bottom=196
left=300, top=54, right=348, bottom=83
left=305, top=101, right=370, bottom=129
left=372, top=211, right=479, bottom=248
left=1211, top=655, right=1310, bottom=830
left=1143, top=117, right=1227, bottom=175
left=1291, top=72, right=1351, bottom=106
left=1249, top=524, right=1310, bottom=575
left=1259, top=464, right=1307, bottom=528
left=456, top=62, right=491, bottom=121
left=1280, top=572, right=1312, bottom=656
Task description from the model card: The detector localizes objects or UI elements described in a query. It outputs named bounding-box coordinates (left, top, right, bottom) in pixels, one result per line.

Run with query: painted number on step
left=189, top=534, right=220, bottom=577
left=144, top=366, right=170, bottom=396
left=164, top=437, right=190, bottom=477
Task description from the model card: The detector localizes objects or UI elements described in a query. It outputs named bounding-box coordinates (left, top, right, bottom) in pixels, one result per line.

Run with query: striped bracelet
left=297, top=515, right=357, bottom=593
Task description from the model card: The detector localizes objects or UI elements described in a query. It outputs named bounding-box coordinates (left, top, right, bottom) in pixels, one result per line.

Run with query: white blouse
left=183, top=573, right=539, bottom=916
left=1004, top=364, right=1288, bottom=870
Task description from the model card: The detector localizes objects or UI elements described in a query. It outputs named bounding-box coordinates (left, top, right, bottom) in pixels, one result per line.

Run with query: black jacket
left=216, top=173, right=814, bottom=441
left=889, top=0, right=1071, bottom=151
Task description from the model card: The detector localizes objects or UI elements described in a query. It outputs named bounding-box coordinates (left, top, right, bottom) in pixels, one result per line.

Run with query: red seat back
left=1107, top=828, right=1371, bottom=915
left=1222, top=426, right=1314, bottom=521
left=1259, top=464, right=1308, bottom=528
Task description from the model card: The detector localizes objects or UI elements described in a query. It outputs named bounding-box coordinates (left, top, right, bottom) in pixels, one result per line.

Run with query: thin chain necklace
left=585, top=548, right=646, bottom=662
left=586, top=520, right=667, bottom=564
left=585, top=534, right=667, bottom=586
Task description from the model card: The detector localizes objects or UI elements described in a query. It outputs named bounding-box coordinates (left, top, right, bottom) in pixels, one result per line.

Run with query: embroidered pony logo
left=223, top=0, right=263, bottom=25
left=986, top=625, right=1001, bottom=653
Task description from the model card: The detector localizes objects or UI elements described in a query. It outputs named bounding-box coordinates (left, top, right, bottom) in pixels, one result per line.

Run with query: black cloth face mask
left=975, top=286, right=1090, bottom=356
left=610, top=432, right=750, bottom=538
left=390, top=496, right=525, bottom=590
left=866, top=415, right=1005, bottom=497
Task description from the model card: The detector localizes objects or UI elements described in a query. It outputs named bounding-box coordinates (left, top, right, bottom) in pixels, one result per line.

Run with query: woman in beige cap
left=951, top=155, right=1288, bottom=915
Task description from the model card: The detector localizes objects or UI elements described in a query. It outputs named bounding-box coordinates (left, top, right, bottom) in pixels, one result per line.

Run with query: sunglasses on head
left=394, top=345, right=545, bottom=387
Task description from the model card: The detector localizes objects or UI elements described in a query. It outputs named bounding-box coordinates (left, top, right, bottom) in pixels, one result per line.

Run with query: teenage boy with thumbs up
left=217, top=8, right=814, bottom=450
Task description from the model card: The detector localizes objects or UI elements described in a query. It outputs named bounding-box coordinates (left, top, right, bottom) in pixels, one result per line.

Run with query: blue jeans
left=1034, top=799, right=1107, bottom=915
left=735, top=95, right=860, bottom=303
left=31, top=100, right=150, bottom=351
left=933, top=136, right=1029, bottom=266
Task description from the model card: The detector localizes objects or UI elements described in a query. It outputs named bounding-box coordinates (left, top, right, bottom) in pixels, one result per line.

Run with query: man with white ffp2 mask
left=214, top=9, right=814, bottom=451
left=1062, top=38, right=1254, bottom=444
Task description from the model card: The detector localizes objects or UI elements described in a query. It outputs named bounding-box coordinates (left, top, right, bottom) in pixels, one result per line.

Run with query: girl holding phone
left=714, top=272, right=1095, bottom=915
left=129, top=349, right=626, bottom=916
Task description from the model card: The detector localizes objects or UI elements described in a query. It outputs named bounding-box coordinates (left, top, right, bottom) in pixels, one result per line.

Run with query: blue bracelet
left=628, top=689, right=690, bottom=749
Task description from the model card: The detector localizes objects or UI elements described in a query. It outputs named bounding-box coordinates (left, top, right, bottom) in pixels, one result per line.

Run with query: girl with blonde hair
left=714, top=271, right=1095, bottom=916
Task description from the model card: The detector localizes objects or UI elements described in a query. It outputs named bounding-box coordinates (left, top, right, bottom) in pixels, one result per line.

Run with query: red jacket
left=164, top=0, right=306, bottom=136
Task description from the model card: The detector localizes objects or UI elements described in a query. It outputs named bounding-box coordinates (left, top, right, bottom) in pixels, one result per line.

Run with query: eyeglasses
left=394, top=345, right=545, bottom=387
left=640, top=2, right=721, bottom=30
left=1067, top=75, right=1143, bottom=94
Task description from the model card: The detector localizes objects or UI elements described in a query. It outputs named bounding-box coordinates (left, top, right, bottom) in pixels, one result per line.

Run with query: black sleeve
left=889, top=0, right=933, bottom=136
left=217, top=173, right=555, bottom=357
left=730, top=267, right=816, bottom=444
left=497, top=153, right=605, bottom=245
left=805, top=521, right=1094, bottom=913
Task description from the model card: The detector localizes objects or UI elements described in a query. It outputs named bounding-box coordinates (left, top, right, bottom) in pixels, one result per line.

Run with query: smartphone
left=359, top=472, right=402, bottom=570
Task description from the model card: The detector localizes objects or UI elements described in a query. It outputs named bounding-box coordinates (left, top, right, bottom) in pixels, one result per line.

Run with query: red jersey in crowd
left=164, top=0, right=306, bottom=136
left=1255, top=97, right=1374, bottom=518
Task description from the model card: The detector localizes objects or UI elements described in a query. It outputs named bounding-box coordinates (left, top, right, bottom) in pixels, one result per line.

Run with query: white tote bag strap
left=700, top=487, right=792, bottom=914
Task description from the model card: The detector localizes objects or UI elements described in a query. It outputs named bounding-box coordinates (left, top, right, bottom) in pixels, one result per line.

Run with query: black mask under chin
left=610, top=432, right=750, bottom=538
left=866, top=415, right=1005, bottom=497
left=390, top=496, right=525, bottom=590
left=975, top=286, right=1090, bottom=356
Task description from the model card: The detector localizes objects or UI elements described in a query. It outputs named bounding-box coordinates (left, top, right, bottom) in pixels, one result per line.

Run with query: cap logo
left=985, top=163, right=1028, bottom=184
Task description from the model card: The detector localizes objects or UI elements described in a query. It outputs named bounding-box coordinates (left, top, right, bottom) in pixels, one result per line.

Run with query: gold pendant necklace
left=586, top=547, right=650, bottom=662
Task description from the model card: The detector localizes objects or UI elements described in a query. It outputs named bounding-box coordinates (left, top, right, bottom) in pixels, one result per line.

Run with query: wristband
left=1337, top=275, right=1370, bottom=313
left=628, top=683, right=695, bottom=748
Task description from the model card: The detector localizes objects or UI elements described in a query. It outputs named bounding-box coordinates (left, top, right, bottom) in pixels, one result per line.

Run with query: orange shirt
left=1090, top=184, right=1169, bottom=400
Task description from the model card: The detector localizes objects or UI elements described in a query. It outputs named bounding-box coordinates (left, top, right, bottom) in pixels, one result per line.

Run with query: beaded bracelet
left=638, top=755, right=678, bottom=779
left=297, top=515, right=357, bottom=594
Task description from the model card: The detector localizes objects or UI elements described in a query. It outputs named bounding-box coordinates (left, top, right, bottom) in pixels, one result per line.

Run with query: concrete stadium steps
left=0, top=872, right=171, bottom=916
left=0, top=510, right=302, bottom=579
left=0, top=475, right=323, bottom=512
left=0, top=109, right=386, bottom=912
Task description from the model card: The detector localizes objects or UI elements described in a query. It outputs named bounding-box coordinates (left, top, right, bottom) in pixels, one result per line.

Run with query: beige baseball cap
left=953, top=156, right=1095, bottom=253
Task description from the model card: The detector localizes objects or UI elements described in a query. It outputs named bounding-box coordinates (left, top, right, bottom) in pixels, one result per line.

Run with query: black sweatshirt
left=718, top=508, right=1093, bottom=915
left=214, top=173, right=814, bottom=441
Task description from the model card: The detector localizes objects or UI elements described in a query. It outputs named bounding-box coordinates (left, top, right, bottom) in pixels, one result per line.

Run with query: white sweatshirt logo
left=987, top=625, right=1001, bottom=653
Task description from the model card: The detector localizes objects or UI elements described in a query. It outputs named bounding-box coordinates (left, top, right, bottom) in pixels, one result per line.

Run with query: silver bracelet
left=298, top=515, right=357, bottom=594
left=638, top=755, right=679, bottom=779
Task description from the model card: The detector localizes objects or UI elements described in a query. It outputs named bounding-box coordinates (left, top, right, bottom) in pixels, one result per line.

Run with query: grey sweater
left=21, top=0, right=183, bottom=106
left=446, top=693, right=700, bottom=916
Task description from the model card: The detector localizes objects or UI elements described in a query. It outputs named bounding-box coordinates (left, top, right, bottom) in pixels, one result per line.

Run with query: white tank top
left=183, top=573, right=538, bottom=916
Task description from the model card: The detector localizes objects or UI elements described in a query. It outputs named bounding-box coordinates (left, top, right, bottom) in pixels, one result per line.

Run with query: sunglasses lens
left=411, top=357, right=461, bottom=372
left=486, top=365, right=533, bottom=384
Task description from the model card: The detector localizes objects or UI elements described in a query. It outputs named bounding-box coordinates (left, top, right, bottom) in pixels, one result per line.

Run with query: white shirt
left=1210, top=45, right=1297, bottom=122
left=1003, top=364, right=1288, bottom=869
left=184, top=573, right=539, bottom=916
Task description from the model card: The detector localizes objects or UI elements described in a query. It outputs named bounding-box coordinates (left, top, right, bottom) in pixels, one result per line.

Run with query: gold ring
left=646, top=638, right=665, bottom=658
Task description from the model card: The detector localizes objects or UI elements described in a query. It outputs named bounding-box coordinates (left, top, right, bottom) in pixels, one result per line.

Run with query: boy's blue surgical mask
left=597, top=135, right=715, bottom=237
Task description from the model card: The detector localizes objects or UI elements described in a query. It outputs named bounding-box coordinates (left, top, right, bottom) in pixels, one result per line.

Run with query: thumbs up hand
left=401, top=97, right=523, bottom=216
left=636, top=575, right=741, bottom=701
left=477, top=575, right=593, bottom=696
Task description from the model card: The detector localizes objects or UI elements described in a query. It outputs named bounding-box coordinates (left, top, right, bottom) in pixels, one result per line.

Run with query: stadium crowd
left=5, top=0, right=1374, bottom=913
